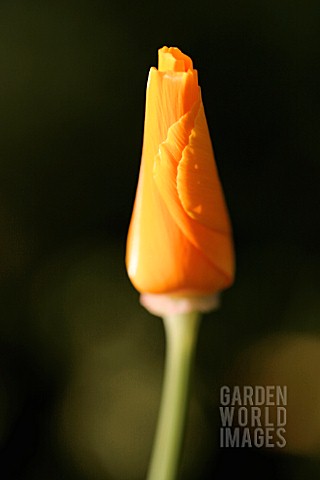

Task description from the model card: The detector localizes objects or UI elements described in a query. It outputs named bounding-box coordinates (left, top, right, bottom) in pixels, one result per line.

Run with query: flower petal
left=158, top=46, right=193, bottom=73
left=153, top=102, right=234, bottom=286
left=177, top=101, right=232, bottom=233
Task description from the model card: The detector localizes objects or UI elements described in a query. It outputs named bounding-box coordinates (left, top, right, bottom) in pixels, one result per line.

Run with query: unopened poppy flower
left=126, top=46, right=234, bottom=310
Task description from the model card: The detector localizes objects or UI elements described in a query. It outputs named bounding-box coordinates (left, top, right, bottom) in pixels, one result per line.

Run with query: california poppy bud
left=126, top=47, right=234, bottom=313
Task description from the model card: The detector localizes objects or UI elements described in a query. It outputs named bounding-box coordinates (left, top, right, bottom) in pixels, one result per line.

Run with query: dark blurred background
left=0, top=0, right=319, bottom=478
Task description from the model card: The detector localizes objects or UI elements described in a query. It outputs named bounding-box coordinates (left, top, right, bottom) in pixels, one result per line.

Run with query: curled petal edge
left=153, top=100, right=234, bottom=287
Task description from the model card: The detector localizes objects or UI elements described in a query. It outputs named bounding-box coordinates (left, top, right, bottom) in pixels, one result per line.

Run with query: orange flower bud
left=126, top=47, right=235, bottom=299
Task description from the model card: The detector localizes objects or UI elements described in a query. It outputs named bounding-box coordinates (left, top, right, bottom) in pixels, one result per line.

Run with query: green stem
left=147, top=311, right=201, bottom=480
